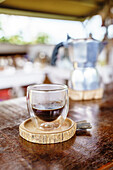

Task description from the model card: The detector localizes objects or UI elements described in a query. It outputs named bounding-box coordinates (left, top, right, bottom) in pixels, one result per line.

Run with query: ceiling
left=0, top=0, right=111, bottom=21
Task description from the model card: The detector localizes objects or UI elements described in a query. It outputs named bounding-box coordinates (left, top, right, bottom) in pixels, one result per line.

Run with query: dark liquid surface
left=32, top=102, right=64, bottom=122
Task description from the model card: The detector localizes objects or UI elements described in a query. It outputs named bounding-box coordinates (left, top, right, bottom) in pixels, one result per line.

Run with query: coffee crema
left=32, top=102, right=64, bottom=122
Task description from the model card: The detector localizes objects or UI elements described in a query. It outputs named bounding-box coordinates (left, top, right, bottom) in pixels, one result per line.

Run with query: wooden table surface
left=0, top=84, right=113, bottom=170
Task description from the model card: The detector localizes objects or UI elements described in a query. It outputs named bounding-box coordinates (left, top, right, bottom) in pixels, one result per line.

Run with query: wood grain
left=0, top=83, right=113, bottom=169
left=69, top=88, right=103, bottom=100
left=19, top=118, right=76, bottom=144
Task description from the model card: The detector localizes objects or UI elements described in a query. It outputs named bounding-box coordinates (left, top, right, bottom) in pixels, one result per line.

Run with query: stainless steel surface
left=69, top=67, right=101, bottom=91
left=67, top=38, right=106, bottom=91
left=51, top=37, right=106, bottom=91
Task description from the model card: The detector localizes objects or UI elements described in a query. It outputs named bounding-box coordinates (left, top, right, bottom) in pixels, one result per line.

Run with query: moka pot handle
left=51, top=42, right=64, bottom=65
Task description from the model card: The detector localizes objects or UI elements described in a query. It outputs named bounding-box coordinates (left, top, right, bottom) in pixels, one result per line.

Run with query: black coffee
left=32, top=102, right=64, bottom=122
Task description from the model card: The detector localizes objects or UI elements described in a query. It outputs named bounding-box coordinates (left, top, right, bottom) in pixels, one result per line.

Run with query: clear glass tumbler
left=27, top=84, right=69, bottom=130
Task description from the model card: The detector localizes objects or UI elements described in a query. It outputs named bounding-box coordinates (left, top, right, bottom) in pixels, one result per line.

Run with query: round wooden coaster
left=69, top=88, right=104, bottom=101
left=19, top=118, right=76, bottom=144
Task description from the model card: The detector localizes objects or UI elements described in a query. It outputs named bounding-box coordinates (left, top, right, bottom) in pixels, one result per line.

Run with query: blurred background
left=0, top=0, right=113, bottom=101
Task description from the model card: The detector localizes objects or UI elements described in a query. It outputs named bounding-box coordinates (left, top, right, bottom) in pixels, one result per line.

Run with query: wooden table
left=0, top=84, right=113, bottom=170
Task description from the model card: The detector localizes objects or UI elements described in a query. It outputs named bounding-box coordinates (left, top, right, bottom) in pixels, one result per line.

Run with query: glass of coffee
left=27, top=84, right=69, bottom=130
